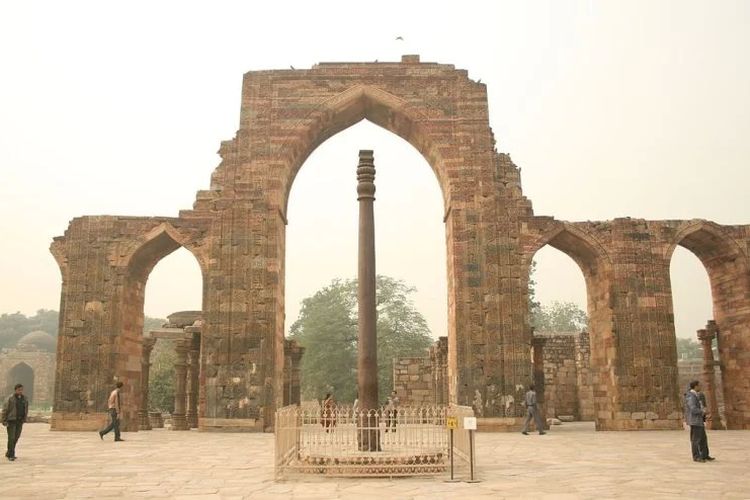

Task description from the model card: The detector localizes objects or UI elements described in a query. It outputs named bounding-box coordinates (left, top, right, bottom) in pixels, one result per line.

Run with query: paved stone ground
left=0, top=422, right=748, bottom=499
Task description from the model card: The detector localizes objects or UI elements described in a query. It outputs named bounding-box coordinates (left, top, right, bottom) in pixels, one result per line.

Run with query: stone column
left=532, top=334, right=548, bottom=429
left=172, top=338, right=190, bottom=430
left=139, top=336, right=157, bottom=430
left=186, top=335, right=200, bottom=429
left=698, top=324, right=724, bottom=430
left=356, top=149, right=380, bottom=451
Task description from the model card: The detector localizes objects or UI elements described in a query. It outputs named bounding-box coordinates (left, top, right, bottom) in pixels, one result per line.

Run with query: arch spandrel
left=117, top=221, right=209, bottom=281
left=226, top=60, right=499, bottom=217
left=664, top=220, right=749, bottom=273
left=523, top=220, right=613, bottom=280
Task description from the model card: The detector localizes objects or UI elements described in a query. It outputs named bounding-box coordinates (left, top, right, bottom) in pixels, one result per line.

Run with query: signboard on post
left=464, top=417, right=477, bottom=430
left=447, top=417, right=458, bottom=429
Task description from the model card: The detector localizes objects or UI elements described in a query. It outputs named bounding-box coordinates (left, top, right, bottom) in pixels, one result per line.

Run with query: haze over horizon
left=1, top=1, right=748, bottom=340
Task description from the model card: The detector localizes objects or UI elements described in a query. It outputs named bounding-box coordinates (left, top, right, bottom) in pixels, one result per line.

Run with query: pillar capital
left=697, top=328, right=715, bottom=343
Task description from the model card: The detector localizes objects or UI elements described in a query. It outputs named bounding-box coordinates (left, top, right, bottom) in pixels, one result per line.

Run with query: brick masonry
left=0, top=349, right=55, bottom=406
left=49, top=56, right=750, bottom=431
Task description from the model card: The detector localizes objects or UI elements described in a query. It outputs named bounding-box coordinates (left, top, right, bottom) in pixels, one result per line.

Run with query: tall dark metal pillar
left=356, top=149, right=380, bottom=451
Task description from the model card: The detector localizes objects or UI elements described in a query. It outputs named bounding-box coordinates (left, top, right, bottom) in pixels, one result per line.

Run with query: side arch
left=524, top=221, right=617, bottom=429
left=120, top=222, right=209, bottom=280
left=115, top=221, right=207, bottom=431
left=666, top=220, right=750, bottom=429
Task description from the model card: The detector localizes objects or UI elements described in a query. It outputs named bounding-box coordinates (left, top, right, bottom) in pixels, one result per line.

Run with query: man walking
left=521, top=384, right=546, bottom=435
left=99, top=381, right=125, bottom=442
left=685, top=380, right=715, bottom=462
left=2, top=383, right=28, bottom=461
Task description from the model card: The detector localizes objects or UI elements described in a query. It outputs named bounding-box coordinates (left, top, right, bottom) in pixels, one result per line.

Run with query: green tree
left=528, top=260, right=588, bottom=332
left=148, top=339, right=176, bottom=412
left=0, top=309, right=59, bottom=350
left=676, top=337, right=702, bottom=360
left=142, top=316, right=175, bottom=412
left=290, top=276, right=433, bottom=405
left=533, top=301, right=588, bottom=332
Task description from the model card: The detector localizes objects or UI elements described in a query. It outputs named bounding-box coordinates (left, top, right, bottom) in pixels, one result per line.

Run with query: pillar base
left=171, top=413, right=189, bottom=430
left=595, top=413, right=683, bottom=431
left=149, top=411, right=164, bottom=428
left=138, top=411, right=152, bottom=430
left=198, top=417, right=264, bottom=432
left=186, top=411, right=198, bottom=429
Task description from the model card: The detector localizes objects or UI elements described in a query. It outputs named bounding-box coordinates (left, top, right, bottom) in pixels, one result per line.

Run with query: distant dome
left=16, top=330, right=56, bottom=352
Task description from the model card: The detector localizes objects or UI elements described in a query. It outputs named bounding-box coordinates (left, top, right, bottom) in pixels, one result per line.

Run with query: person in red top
left=98, top=381, right=125, bottom=442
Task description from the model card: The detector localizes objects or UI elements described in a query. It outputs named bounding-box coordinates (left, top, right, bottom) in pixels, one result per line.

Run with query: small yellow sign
left=447, top=417, right=458, bottom=429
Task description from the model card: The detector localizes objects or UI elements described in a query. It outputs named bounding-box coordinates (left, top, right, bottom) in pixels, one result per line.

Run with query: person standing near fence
left=385, top=390, right=400, bottom=433
left=521, top=384, right=546, bottom=435
left=321, top=393, right=336, bottom=432
left=2, top=383, right=28, bottom=461
left=98, top=381, right=125, bottom=442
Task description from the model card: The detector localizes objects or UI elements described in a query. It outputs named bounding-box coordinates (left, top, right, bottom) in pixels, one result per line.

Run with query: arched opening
left=529, top=245, right=592, bottom=423
left=7, top=363, right=34, bottom=404
left=285, top=119, right=446, bottom=405
left=670, top=245, right=720, bottom=424
left=668, top=223, right=750, bottom=429
left=526, top=225, right=614, bottom=429
left=279, top=85, right=450, bottom=213
left=118, top=225, right=205, bottom=431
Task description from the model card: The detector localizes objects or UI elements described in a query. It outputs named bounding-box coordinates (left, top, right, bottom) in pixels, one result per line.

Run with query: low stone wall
left=392, top=357, right=433, bottom=405
left=535, top=331, right=594, bottom=422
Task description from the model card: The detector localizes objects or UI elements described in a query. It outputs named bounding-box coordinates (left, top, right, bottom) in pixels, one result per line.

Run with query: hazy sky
left=1, top=1, right=748, bottom=340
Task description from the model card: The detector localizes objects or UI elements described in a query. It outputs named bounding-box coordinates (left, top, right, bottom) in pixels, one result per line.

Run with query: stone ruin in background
left=49, top=55, right=750, bottom=432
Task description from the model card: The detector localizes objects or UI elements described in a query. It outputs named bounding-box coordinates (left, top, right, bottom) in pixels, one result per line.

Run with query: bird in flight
left=290, top=65, right=296, bottom=70
left=395, top=36, right=404, bottom=41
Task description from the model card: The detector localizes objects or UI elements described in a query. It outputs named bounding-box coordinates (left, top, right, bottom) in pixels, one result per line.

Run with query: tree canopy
left=0, top=309, right=59, bottom=351
left=289, top=276, right=433, bottom=405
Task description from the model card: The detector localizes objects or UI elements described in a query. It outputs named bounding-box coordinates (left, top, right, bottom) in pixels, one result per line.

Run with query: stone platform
left=1, top=423, right=748, bottom=498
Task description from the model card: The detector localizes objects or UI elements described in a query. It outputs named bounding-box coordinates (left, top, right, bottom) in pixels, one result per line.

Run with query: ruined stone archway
left=524, top=223, right=618, bottom=429
left=115, top=224, right=207, bottom=431
left=50, top=57, right=750, bottom=431
left=666, top=221, right=750, bottom=429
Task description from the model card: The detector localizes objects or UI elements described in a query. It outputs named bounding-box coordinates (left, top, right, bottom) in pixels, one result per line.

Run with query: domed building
left=0, top=330, right=56, bottom=405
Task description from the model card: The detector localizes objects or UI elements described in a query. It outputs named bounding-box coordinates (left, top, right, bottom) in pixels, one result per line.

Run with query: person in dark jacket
left=684, top=380, right=715, bottom=462
left=2, top=383, right=28, bottom=461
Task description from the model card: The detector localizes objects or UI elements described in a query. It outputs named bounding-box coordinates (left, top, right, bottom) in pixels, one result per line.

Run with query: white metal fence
left=275, top=404, right=475, bottom=478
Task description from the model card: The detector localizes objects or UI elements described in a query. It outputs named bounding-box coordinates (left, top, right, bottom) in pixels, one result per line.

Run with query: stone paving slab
left=0, top=423, right=748, bottom=499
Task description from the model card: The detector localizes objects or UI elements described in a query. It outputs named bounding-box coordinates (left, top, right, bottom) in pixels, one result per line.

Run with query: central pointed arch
left=278, top=85, right=452, bottom=214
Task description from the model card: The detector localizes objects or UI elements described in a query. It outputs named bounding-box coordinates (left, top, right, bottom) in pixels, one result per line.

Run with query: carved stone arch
left=120, top=221, right=208, bottom=282
left=524, top=220, right=618, bottom=429
left=666, top=219, right=749, bottom=271
left=278, top=84, right=452, bottom=215
left=526, top=222, right=613, bottom=280
left=665, top=220, right=750, bottom=429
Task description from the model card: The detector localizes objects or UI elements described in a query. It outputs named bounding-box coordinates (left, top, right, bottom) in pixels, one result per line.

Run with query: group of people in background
left=320, top=390, right=400, bottom=432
